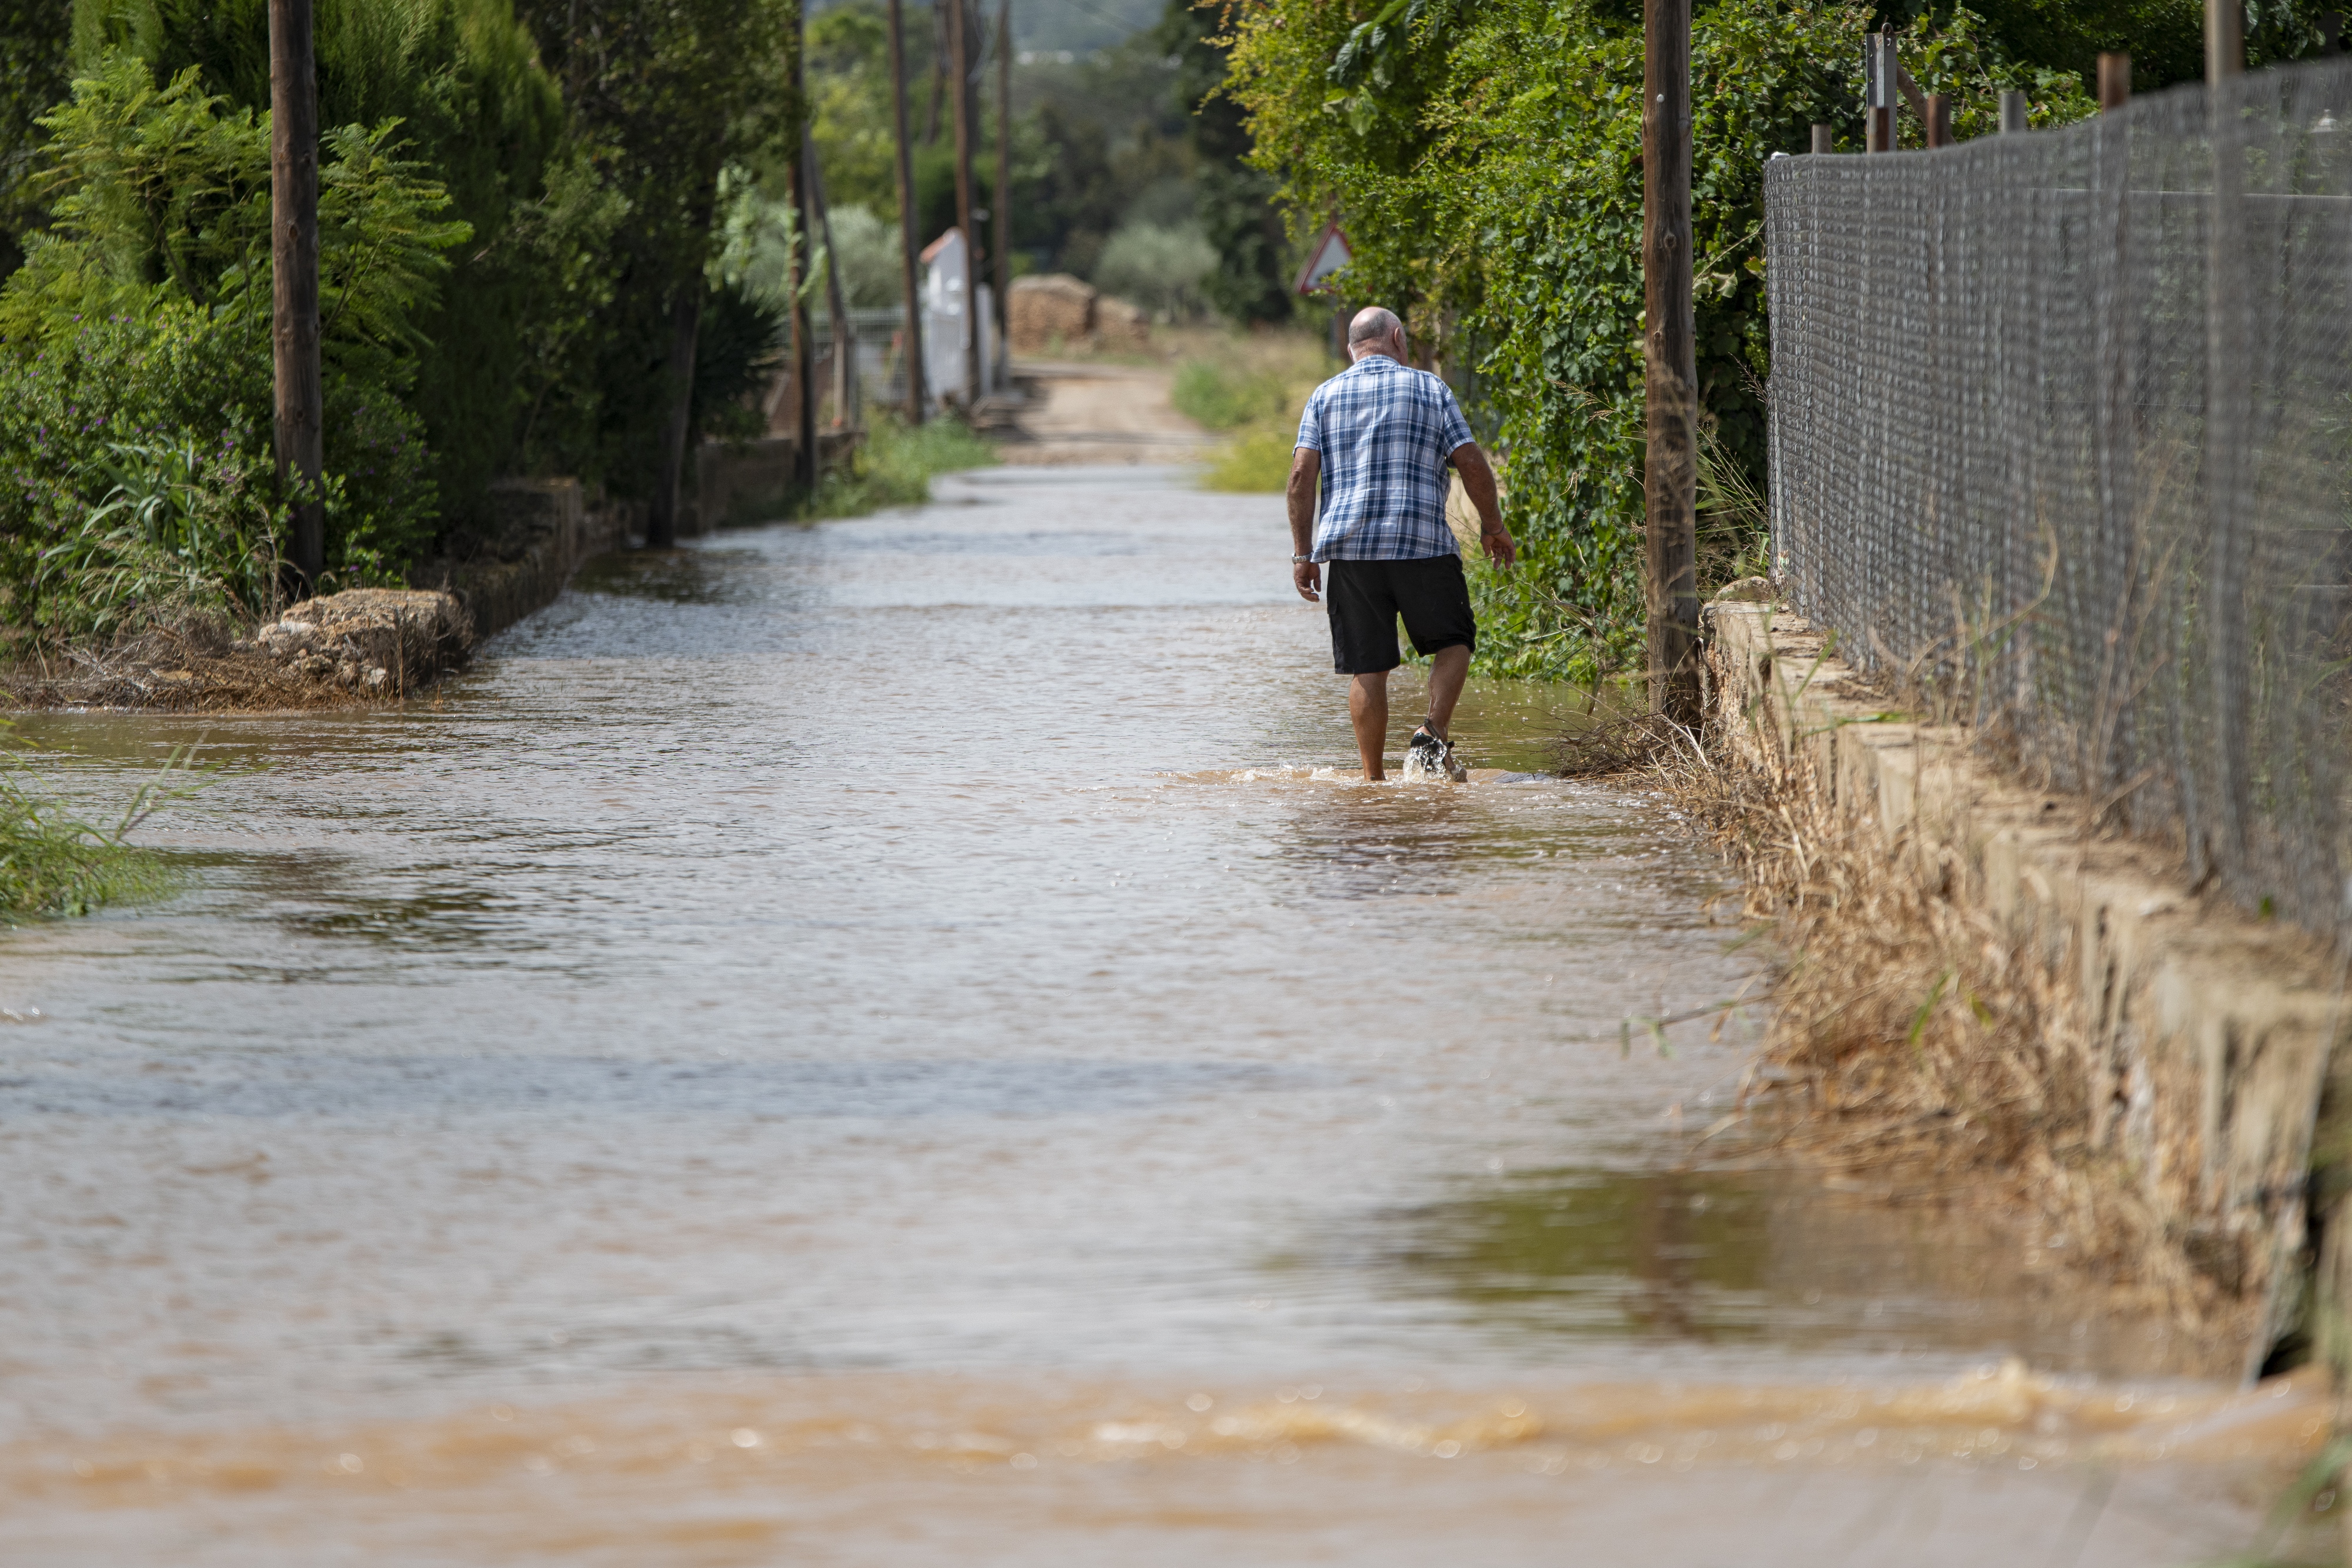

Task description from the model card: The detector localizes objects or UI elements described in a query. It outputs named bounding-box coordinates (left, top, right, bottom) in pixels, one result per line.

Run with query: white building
left=919, top=226, right=997, bottom=409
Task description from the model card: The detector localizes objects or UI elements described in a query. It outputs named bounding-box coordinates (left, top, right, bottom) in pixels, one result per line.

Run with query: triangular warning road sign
left=1293, top=221, right=1352, bottom=296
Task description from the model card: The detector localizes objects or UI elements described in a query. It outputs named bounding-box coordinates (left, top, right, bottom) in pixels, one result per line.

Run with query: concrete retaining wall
left=1705, top=601, right=2348, bottom=1371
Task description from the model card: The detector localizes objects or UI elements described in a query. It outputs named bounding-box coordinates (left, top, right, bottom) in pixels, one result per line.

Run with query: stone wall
left=416, top=479, right=635, bottom=646
left=688, top=433, right=858, bottom=533
left=1706, top=601, right=2348, bottom=1375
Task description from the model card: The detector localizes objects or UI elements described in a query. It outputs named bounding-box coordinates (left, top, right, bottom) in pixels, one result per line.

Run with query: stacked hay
left=4, top=590, right=473, bottom=711
left=1008, top=274, right=1095, bottom=351
left=1006, top=275, right=1154, bottom=353
left=1096, top=296, right=1152, bottom=349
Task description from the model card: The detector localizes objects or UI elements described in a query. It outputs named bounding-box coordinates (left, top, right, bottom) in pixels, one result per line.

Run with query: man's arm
left=1287, top=447, right=1322, bottom=602
left=1451, top=442, right=1516, bottom=568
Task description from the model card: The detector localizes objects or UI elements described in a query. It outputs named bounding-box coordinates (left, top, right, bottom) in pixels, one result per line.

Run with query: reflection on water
left=1382, top=1168, right=2167, bottom=1373
left=570, top=546, right=767, bottom=605
left=0, top=466, right=2301, bottom=1562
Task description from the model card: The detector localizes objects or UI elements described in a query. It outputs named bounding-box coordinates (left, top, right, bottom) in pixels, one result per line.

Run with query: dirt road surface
left=994, top=362, right=1217, bottom=466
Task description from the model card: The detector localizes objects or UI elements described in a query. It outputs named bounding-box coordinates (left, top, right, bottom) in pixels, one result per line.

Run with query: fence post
left=1643, top=0, right=1700, bottom=721
left=2206, top=0, right=2250, bottom=877
left=2089, top=49, right=2136, bottom=798
left=1925, top=93, right=1952, bottom=148
left=1866, top=28, right=1896, bottom=152
left=1811, top=123, right=1833, bottom=155
left=1999, top=89, right=2028, bottom=133
left=949, top=0, right=980, bottom=409
left=791, top=1, right=818, bottom=494
left=994, top=0, right=1011, bottom=391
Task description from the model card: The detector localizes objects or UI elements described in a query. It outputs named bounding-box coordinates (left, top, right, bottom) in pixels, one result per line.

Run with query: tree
left=72, top=0, right=570, bottom=533
left=1154, top=0, right=1288, bottom=323
left=512, top=0, right=796, bottom=519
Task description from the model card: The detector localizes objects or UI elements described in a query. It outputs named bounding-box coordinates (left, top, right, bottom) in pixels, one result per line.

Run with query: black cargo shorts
left=1324, top=554, right=1478, bottom=674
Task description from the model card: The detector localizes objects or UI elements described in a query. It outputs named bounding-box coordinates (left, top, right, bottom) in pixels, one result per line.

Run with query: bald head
left=1347, top=306, right=1405, bottom=361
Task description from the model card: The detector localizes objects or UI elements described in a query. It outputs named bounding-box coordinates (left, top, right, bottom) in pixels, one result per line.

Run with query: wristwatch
left=1292, top=554, right=1311, bottom=564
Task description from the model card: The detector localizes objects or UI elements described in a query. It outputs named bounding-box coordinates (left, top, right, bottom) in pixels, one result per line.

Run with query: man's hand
left=1293, top=560, right=1322, bottom=602
left=1480, top=521, right=1518, bottom=569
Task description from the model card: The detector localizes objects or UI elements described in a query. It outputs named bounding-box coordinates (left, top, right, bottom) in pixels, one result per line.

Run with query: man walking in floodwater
left=1288, top=306, right=1516, bottom=782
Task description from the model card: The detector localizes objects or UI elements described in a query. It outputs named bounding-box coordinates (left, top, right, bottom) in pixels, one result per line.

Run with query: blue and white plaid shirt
left=1295, top=355, right=1476, bottom=561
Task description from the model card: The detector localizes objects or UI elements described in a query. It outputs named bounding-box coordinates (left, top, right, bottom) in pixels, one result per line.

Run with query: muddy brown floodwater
left=0, top=467, right=2329, bottom=1564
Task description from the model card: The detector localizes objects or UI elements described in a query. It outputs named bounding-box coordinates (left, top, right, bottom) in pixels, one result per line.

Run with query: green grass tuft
left=799, top=414, right=998, bottom=520
left=1202, top=424, right=1301, bottom=493
left=0, top=787, right=152, bottom=918
left=1172, top=359, right=1294, bottom=432
left=0, top=728, right=219, bottom=920
left=1170, top=327, right=1332, bottom=494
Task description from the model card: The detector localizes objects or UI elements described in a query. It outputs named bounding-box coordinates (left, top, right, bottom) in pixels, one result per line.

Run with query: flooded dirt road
left=0, top=468, right=2322, bottom=1562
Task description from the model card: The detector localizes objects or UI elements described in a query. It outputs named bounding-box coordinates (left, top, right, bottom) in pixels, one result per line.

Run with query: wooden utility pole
left=1642, top=0, right=1698, bottom=721
left=2098, top=51, right=2132, bottom=111
left=791, top=0, right=818, bottom=490
left=649, top=287, right=697, bottom=549
left=994, top=0, right=1011, bottom=383
left=1925, top=93, right=1952, bottom=147
left=948, top=0, right=980, bottom=407
left=812, top=152, right=856, bottom=430
left=886, top=0, right=926, bottom=422
left=268, top=0, right=323, bottom=593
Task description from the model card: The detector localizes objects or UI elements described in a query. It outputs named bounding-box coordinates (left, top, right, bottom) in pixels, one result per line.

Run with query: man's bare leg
left=1349, top=671, right=1389, bottom=780
left=1422, top=644, right=1472, bottom=738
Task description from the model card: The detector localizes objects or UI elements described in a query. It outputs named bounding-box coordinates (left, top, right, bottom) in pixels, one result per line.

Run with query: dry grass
left=2, top=590, right=472, bottom=712
left=1566, top=691, right=2251, bottom=1338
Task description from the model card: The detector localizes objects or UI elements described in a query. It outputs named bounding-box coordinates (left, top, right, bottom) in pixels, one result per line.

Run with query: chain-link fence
left=1764, top=58, right=2352, bottom=937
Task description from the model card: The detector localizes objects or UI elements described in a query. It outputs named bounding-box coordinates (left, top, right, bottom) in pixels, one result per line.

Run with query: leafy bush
left=1093, top=220, right=1217, bottom=320
left=1203, top=423, right=1298, bottom=493
left=0, top=50, right=458, bottom=646
left=824, top=202, right=903, bottom=308
left=55, top=439, right=282, bottom=625
left=74, top=0, right=570, bottom=513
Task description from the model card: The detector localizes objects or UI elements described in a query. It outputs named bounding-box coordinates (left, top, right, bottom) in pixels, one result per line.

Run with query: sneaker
left=1404, top=727, right=1468, bottom=783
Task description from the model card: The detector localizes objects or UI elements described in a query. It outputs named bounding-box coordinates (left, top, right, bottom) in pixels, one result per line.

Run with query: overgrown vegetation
left=0, top=49, right=462, bottom=648
left=1224, top=1, right=2112, bottom=678
left=0, top=0, right=800, bottom=653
